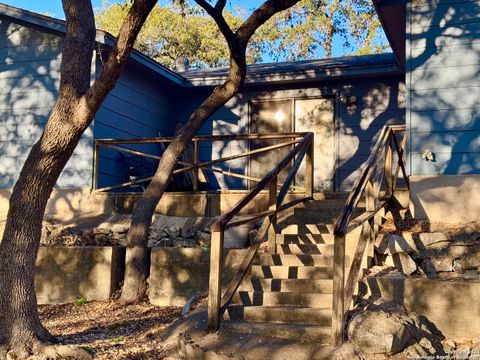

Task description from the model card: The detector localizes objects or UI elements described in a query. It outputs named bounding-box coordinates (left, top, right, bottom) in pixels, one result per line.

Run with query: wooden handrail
left=93, top=136, right=302, bottom=193
left=207, top=132, right=314, bottom=331
left=332, top=124, right=407, bottom=346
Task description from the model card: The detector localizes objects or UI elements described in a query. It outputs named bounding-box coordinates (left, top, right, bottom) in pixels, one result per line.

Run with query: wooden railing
left=331, top=124, right=407, bottom=345
left=207, top=132, right=314, bottom=330
left=93, top=133, right=311, bottom=193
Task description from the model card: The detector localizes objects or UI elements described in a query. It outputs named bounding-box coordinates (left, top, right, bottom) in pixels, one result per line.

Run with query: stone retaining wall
left=148, top=248, right=248, bottom=306
left=35, top=246, right=125, bottom=304
left=362, top=277, right=480, bottom=340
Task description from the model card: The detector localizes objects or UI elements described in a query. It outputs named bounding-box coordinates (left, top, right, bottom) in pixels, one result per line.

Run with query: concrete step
left=251, top=265, right=334, bottom=279
left=239, top=278, right=333, bottom=293
left=280, top=223, right=334, bottom=235
left=221, top=321, right=332, bottom=343
left=275, top=243, right=334, bottom=255
left=224, top=305, right=332, bottom=326
left=255, top=254, right=340, bottom=267
left=233, top=291, right=332, bottom=307
left=276, top=233, right=335, bottom=244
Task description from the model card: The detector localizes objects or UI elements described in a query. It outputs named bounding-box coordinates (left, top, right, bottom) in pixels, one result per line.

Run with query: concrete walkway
left=160, top=306, right=334, bottom=360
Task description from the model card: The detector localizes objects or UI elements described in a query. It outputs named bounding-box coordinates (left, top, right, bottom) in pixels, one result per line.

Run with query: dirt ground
left=39, top=301, right=184, bottom=360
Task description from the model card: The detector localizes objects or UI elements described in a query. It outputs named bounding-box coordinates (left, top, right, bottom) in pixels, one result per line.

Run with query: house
left=0, top=1, right=478, bottom=223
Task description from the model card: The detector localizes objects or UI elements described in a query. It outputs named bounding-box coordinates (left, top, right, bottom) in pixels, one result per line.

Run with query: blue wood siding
left=0, top=16, right=93, bottom=188
left=407, top=0, right=480, bottom=175
left=178, top=75, right=405, bottom=191
left=94, top=59, right=180, bottom=189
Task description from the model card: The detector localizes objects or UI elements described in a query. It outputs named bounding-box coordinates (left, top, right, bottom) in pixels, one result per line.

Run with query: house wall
left=94, top=58, right=180, bottom=189
left=407, top=0, right=480, bottom=221
left=0, top=16, right=93, bottom=189
left=179, top=74, right=405, bottom=191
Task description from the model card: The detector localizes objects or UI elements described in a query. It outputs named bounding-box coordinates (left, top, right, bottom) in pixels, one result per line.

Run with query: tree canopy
left=96, top=0, right=389, bottom=69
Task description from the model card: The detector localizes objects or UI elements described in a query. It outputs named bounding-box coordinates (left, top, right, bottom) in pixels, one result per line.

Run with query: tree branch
left=214, top=0, right=227, bottom=12
left=85, top=0, right=157, bottom=112
left=60, top=0, right=96, bottom=98
left=194, top=0, right=234, bottom=43
left=236, top=0, right=301, bottom=47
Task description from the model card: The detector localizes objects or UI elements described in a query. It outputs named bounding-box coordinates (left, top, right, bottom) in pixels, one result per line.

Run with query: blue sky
left=1, top=1, right=388, bottom=61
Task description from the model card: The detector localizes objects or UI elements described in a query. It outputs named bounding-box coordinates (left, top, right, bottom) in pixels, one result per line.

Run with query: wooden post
left=208, top=222, right=224, bottom=331
left=366, top=179, right=375, bottom=212
left=193, top=140, right=199, bottom=192
left=268, top=176, right=278, bottom=253
left=305, top=138, right=314, bottom=197
left=385, top=137, right=393, bottom=197
left=93, top=143, right=99, bottom=190
left=332, top=233, right=346, bottom=346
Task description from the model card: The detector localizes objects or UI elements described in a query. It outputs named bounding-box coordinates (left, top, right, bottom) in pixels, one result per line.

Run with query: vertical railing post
left=366, top=179, right=375, bottom=212
left=208, top=221, right=224, bottom=331
left=268, top=176, right=278, bottom=253
left=305, top=137, right=314, bottom=197
left=385, top=134, right=393, bottom=197
left=193, top=139, right=199, bottom=192
left=332, top=232, right=346, bottom=346
left=93, top=142, right=99, bottom=190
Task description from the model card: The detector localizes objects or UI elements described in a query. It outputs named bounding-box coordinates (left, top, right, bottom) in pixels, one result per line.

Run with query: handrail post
left=332, top=232, right=346, bottom=346
left=305, top=137, right=314, bottom=197
left=93, top=142, right=99, bottom=190
left=268, top=176, right=278, bottom=253
left=366, top=179, right=375, bottom=212
left=385, top=135, right=393, bottom=197
left=193, top=139, right=199, bottom=192
left=208, top=221, right=224, bottom=331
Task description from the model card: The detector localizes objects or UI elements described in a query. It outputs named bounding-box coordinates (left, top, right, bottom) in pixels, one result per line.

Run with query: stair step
left=221, top=321, right=332, bottom=343
left=276, top=233, right=335, bottom=244
left=233, top=291, right=332, bottom=307
left=280, top=224, right=334, bottom=235
left=275, top=244, right=334, bottom=255
left=224, top=305, right=332, bottom=325
left=251, top=265, right=334, bottom=279
left=255, top=254, right=339, bottom=267
left=239, top=278, right=333, bottom=293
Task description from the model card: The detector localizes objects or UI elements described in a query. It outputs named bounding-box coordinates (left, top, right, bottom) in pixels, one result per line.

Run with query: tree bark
left=0, top=0, right=156, bottom=356
left=120, top=0, right=301, bottom=304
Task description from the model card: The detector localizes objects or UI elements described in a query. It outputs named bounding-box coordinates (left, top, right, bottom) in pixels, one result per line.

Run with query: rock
left=148, top=239, right=155, bottom=247
left=173, top=237, right=199, bottom=247
left=93, top=227, right=111, bottom=235
left=331, top=342, right=361, bottom=360
left=94, top=234, right=110, bottom=246
left=385, top=253, right=417, bottom=275
left=348, top=310, right=415, bottom=355
left=181, top=228, right=196, bottom=238
left=429, top=256, right=453, bottom=272
left=197, top=230, right=211, bottom=243
left=111, top=223, right=129, bottom=233
left=165, top=226, right=181, bottom=238
left=377, top=234, right=418, bottom=255
left=155, top=238, right=173, bottom=247
left=416, top=232, right=448, bottom=250
left=149, top=229, right=163, bottom=240
left=453, top=259, right=465, bottom=273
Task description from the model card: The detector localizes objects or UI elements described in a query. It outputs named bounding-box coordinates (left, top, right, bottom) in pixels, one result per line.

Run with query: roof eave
left=183, top=63, right=401, bottom=88
left=373, top=0, right=406, bottom=71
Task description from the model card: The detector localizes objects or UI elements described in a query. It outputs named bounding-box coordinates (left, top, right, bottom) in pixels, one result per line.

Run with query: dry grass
left=39, top=301, right=183, bottom=359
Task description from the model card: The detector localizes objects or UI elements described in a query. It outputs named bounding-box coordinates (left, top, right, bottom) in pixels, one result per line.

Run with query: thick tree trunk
left=0, top=0, right=156, bottom=356
left=120, top=0, right=301, bottom=304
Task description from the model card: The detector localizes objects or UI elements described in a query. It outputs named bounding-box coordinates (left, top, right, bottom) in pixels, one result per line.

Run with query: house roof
left=0, top=2, right=185, bottom=86
left=0, top=2, right=403, bottom=89
left=180, top=53, right=401, bottom=87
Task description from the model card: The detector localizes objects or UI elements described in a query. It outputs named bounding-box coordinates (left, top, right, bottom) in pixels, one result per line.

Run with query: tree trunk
left=121, top=68, right=245, bottom=303
left=0, top=0, right=156, bottom=356
left=120, top=0, right=301, bottom=304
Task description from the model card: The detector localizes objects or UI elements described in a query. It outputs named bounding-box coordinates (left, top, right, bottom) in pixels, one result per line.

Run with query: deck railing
left=331, top=124, right=408, bottom=345
left=206, top=132, right=314, bottom=330
left=93, top=133, right=311, bottom=193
